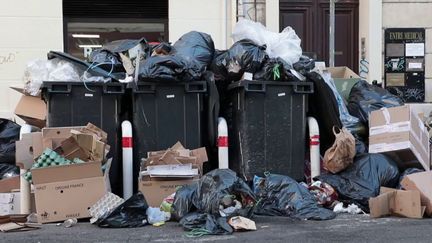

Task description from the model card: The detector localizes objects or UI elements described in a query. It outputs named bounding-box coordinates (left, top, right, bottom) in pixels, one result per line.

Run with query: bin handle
left=47, top=84, right=72, bottom=94
left=185, top=83, right=207, bottom=93
left=244, top=82, right=266, bottom=93
left=104, top=84, right=125, bottom=94
left=293, top=83, right=314, bottom=94
left=135, top=83, right=156, bottom=93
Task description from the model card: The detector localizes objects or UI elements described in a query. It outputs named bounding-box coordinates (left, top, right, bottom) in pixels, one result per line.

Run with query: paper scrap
left=228, top=216, right=257, bottom=231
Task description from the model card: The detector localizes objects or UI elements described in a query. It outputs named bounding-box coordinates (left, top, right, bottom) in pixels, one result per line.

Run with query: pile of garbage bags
left=170, top=169, right=339, bottom=235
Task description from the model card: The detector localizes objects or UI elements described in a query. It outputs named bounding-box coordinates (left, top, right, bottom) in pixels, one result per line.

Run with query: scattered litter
left=89, top=192, right=125, bottom=224
left=228, top=216, right=256, bottom=231
left=333, top=202, right=363, bottom=215
left=62, top=218, right=78, bottom=228
left=146, top=207, right=170, bottom=225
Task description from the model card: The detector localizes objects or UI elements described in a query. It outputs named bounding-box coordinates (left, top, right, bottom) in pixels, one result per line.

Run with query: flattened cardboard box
left=11, top=87, right=46, bottom=128
left=369, top=105, right=430, bottom=170
left=32, top=162, right=106, bottom=223
left=138, top=176, right=197, bottom=207
left=369, top=187, right=425, bottom=219
left=401, top=171, right=432, bottom=216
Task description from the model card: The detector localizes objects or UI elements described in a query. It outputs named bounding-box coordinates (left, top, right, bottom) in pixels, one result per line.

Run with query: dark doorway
left=280, top=0, right=359, bottom=73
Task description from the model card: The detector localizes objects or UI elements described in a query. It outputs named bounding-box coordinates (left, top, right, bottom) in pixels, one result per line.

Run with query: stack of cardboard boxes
left=15, top=124, right=110, bottom=223
left=368, top=104, right=432, bottom=219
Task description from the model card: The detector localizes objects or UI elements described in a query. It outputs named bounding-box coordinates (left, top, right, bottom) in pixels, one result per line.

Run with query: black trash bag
left=210, top=39, right=267, bottom=81
left=0, top=164, right=19, bottom=179
left=397, top=168, right=424, bottom=189
left=172, top=31, right=215, bottom=70
left=193, top=169, right=256, bottom=217
left=253, top=57, right=298, bottom=81
left=0, top=119, right=20, bottom=165
left=348, top=80, right=404, bottom=125
left=354, top=135, right=368, bottom=155
left=253, top=174, right=336, bottom=220
left=316, top=153, right=400, bottom=210
left=172, top=183, right=198, bottom=221
left=210, top=50, right=229, bottom=82
left=180, top=212, right=233, bottom=236
left=172, top=169, right=256, bottom=221
left=139, top=31, right=214, bottom=82
left=96, top=192, right=149, bottom=228
left=89, top=49, right=125, bottom=73
left=293, top=55, right=315, bottom=75
left=138, top=55, right=192, bottom=82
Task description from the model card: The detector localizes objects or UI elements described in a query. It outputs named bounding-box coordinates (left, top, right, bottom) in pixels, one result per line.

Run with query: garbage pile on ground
left=2, top=18, right=432, bottom=238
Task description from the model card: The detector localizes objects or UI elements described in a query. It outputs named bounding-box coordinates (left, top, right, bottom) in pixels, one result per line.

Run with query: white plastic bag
left=232, top=19, right=302, bottom=66
left=23, top=59, right=81, bottom=96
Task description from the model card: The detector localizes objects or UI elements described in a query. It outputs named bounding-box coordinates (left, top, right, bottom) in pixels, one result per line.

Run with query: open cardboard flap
left=369, top=187, right=425, bottom=219
left=11, top=87, right=46, bottom=128
left=31, top=161, right=103, bottom=185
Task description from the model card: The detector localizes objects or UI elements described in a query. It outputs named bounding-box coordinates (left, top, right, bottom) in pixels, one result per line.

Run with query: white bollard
left=217, top=117, right=229, bottom=169
left=308, top=117, right=320, bottom=180
left=121, top=120, right=133, bottom=200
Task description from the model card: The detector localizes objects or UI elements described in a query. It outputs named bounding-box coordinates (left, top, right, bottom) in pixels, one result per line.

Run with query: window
left=63, top=0, right=168, bottom=59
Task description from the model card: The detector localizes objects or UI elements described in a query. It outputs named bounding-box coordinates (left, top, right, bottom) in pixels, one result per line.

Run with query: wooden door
left=280, top=0, right=359, bottom=72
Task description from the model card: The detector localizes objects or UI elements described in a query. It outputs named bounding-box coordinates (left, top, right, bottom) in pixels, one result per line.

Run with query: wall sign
left=384, top=28, right=426, bottom=102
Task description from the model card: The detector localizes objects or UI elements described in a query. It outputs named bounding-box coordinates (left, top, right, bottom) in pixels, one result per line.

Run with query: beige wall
left=359, top=0, right=383, bottom=83
left=169, top=0, right=235, bottom=49
left=382, top=0, right=432, bottom=101
left=169, top=0, right=279, bottom=49
left=0, top=0, right=63, bottom=120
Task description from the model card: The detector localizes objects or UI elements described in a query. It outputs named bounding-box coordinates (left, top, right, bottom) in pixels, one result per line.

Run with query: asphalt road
left=2, top=214, right=432, bottom=243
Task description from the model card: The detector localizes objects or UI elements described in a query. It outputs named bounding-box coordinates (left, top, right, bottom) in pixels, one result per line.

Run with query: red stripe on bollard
left=122, top=137, right=133, bottom=148
left=218, top=136, right=228, bottom=147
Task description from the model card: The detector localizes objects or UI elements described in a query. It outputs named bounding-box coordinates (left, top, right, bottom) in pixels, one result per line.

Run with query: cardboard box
left=138, top=176, right=197, bottom=207
left=401, top=171, right=432, bottom=216
left=32, top=162, right=107, bottom=223
left=0, top=193, right=20, bottom=216
left=11, top=87, right=46, bottom=128
left=327, top=66, right=361, bottom=101
left=0, top=176, right=20, bottom=193
left=369, top=187, right=425, bottom=219
left=42, top=126, right=84, bottom=149
left=369, top=105, right=430, bottom=170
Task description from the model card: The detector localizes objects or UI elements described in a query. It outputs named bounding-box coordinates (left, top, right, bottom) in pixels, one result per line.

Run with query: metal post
left=329, top=0, right=336, bottom=67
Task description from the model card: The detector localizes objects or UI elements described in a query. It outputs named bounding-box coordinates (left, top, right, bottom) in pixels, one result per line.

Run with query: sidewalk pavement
left=2, top=214, right=430, bottom=243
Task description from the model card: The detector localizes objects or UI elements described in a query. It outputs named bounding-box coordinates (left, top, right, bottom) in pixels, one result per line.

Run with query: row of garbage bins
left=41, top=77, right=313, bottom=196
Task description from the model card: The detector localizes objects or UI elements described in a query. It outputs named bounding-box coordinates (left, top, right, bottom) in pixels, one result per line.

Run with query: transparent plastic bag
left=24, top=59, right=81, bottom=96
left=23, top=59, right=53, bottom=96
left=48, top=61, right=81, bottom=82
left=232, top=19, right=302, bottom=66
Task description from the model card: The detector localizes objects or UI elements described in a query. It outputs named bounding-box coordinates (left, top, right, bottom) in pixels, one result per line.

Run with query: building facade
left=0, top=0, right=431, bottom=119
